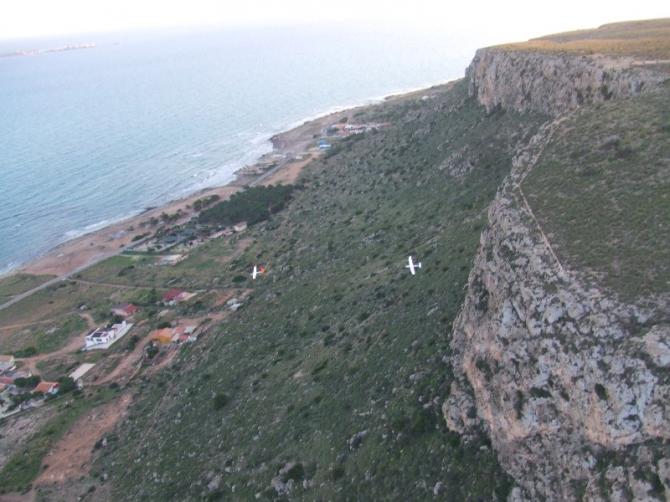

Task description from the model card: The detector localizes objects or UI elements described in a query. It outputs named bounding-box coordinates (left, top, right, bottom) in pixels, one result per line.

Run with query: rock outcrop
left=446, top=50, right=670, bottom=500
left=466, top=48, right=668, bottom=116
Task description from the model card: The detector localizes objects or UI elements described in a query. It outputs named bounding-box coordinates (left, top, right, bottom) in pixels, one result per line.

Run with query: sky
left=1, top=0, right=668, bottom=44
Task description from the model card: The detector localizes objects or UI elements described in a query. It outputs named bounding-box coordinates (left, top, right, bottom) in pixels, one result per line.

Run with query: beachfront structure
left=0, top=355, right=16, bottom=372
left=85, top=321, right=133, bottom=350
left=111, top=303, right=139, bottom=318
left=34, top=381, right=59, bottom=395
left=69, top=363, right=96, bottom=383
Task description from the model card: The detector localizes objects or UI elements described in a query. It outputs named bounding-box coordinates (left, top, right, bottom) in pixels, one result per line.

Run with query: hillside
left=1, top=19, right=669, bottom=502
left=86, top=81, right=545, bottom=501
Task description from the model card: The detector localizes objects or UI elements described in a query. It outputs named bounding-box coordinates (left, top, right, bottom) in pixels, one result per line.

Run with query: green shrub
left=213, top=393, right=229, bottom=409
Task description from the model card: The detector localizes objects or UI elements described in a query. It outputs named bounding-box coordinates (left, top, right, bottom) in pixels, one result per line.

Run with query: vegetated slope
left=524, top=82, right=670, bottom=302
left=499, top=18, right=670, bottom=58
left=97, top=80, right=545, bottom=500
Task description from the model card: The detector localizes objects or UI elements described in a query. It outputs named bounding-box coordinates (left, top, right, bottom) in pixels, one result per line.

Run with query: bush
left=57, top=377, right=77, bottom=394
left=145, top=343, right=159, bottom=359
left=13, top=346, right=37, bottom=358
left=15, top=375, right=41, bottom=389
left=213, top=393, right=229, bottom=409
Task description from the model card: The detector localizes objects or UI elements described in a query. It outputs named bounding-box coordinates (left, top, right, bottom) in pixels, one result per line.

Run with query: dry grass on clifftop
left=498, top=18, right=670, bottom=59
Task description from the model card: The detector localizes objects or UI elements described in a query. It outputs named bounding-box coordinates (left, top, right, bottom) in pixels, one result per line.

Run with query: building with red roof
left=34, top=381, right=59, bottom=395
left=162, top=288, right=185, bottom=305
left=111, top=303, right=139, bottom=318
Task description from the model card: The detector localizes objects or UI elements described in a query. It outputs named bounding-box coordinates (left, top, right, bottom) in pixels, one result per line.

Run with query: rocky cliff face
left=466, top=48, right=668, bottom=116
left=446, top=50, right=670, bottom=500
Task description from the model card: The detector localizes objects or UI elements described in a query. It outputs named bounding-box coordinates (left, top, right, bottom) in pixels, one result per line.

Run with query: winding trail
left=15, top=313, right=96, bottom=373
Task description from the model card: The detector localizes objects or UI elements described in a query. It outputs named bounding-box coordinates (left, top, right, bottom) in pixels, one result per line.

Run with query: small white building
left=69, top=363, right=96, bottom=383
left=0, top=355, right=16, bottom=372
left=85, top=322, right=133, bottom=350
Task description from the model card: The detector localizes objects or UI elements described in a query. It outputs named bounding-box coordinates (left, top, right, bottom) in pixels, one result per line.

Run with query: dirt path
left=34, top=393, right=133, bottom=487
left=517, top=117, right=569, bottom=277
left=257, top=152, right=319, bottom=186
left=0, top=318, right=62, bottom=331
left=16, top=313, right=94, bottom=373
left=96, top=336, right=149, bottom=385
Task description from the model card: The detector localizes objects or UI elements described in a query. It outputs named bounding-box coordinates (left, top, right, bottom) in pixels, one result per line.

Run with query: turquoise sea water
left=0, top=25, right=472, bottom=274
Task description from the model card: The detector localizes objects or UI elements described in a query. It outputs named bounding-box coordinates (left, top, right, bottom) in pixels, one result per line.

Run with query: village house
left=111, top=303, right=139, bottom=318
left=150, top=328, right=175, bottom=345
left=162, top=288, right=195, bottom=306
left=150, top=325, right=197, bottom=345
left=0, top=355, right=16, bottom=372
left=69, top=363, right=96, bottom=385
left=85, top=321, right=133, bottom=350
left=34, top=381, right=59, bottom=395
left=233, top=221, right=248, bottom=233
left=162, top=288, right=184, bottom=305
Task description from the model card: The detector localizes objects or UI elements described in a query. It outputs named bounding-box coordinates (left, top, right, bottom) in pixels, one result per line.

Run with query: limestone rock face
left=445, top=111, right=670, bottom=499
left=466, top=48, right=668, bottom=116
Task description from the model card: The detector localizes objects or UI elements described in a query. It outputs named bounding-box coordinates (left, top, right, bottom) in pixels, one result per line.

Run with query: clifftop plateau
left=447, top=18, right=670, bottom=501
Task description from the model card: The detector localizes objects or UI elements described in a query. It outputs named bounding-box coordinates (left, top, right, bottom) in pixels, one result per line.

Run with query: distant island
left=0, top=43, right=95, bottom=59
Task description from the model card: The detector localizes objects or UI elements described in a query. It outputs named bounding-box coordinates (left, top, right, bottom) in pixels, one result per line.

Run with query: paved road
left=0, top=250, right=124, bottom=312
left=0, top=232, right=159, bottom=313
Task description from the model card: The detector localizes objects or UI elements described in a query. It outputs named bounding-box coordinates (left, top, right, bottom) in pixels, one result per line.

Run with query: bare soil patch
left=34, top=393, right=132, bottom=486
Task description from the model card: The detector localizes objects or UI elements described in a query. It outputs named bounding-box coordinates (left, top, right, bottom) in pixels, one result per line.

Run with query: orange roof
left=34, top=381, right=59, bottom=393
left=151, top=328, right=174, bottom=343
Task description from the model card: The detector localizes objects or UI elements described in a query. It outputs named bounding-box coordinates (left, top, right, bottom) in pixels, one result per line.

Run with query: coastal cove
left=12, top=104, right=357, bottom=281
left=0, top=26, right=470, bottom=275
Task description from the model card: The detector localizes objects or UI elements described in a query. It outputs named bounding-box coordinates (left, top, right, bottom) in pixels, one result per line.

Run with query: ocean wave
left=62, top=210, right=143, bottom=241
left=0, top=261, right=18, bottom=277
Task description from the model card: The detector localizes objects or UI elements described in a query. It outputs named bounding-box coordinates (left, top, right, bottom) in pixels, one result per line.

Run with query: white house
left=85, top=322, right=133, bottom=350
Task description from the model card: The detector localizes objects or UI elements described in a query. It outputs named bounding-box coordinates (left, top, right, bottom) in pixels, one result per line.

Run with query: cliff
left=466, top=48, right=668, bottom=116
left=22, top=19, right=668, bottom=502
left=446, top=20, right=670, bottom=501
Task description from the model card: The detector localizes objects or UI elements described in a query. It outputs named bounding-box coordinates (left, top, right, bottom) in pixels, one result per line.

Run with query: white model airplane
left=405, top=256, right=422, bottom=275
left=251, top=265, right=266, bottom=280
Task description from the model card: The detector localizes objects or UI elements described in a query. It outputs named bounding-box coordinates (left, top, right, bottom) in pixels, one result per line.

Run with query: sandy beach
left=18, top=107, right=354, bottom=279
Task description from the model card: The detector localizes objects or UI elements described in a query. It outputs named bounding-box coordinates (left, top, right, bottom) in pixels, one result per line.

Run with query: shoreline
left=4, top=81, right=450, bottom=280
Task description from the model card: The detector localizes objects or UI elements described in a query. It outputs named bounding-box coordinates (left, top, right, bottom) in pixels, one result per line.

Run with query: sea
left=0, top=25, right=473, bottom=274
